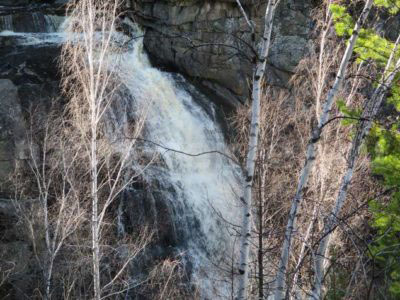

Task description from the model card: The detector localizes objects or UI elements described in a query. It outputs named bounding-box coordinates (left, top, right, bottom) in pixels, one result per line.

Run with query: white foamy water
left=113, top=29, right=242, bottom=298
left=0, top=13, right=66, bottom=45
left=0, top=30, right=66, bottom=45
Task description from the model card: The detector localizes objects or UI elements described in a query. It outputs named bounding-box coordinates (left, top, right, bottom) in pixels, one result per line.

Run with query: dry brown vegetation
left=230, top=3, right=384, bottom=298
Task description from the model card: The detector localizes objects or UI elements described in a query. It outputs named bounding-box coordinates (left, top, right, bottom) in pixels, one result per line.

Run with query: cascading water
left=44, top=15, right=66, bottom=32
left=116, top=25, right=243, bottom=298
left=104, top=21, right=243, bottom=298
left=1, top=15, right=243, bottom=299
left=0, top=13, right=65, bottom=33
left=0, top=12, right=66, bottom=46
left=0, top=15, right=12, bottom=31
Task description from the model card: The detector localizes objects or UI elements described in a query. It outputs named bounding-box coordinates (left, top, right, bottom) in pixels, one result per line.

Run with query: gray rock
left=0, top=80, right=26, bottom=188
left=132, top=0, right=312, bottom=108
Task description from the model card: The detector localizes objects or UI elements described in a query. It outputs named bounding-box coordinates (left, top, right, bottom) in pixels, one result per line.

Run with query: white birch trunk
left=236, top=0, right=278, bottom=299
left=235, top=0, right=253, bottom=30
left=273, top=1, right=373, bottom=298
left=290, top=205, right=318, bottom=299
left=45, top=257, right=54, bottom=300
left=90, top=58, right=102, bottom=299
left=88, top=5, right=101, bottom=294
left=91, top=123, right=101, bottom=300
left=310, top=35, right=400, bottom=300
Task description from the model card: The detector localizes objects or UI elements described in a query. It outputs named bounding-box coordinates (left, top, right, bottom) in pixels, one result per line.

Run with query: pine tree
left=368, top=77, right=400, bottom=297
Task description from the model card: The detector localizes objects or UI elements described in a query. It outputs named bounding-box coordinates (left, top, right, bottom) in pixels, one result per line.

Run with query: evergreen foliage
left=368, top=92, right=400, bottom=297
left=330, top=1, right=400, bottom=66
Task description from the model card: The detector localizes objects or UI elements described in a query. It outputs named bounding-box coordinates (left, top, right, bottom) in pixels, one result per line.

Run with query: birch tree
left=61, top=1, right=151, bottom=298
left=274, top=1, right=374, bottom=298
left=61, top=2, right=120, bottom=297
left=12, top=115, right=83, bottom=300
left=310, top=32, right=400, bottom=300
left=29, top=126, right=82, bottom=300
left=234, top=0, right=280, bottom=299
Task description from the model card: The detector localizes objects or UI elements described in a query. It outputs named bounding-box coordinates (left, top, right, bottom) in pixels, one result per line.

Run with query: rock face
left=0, top=2, right=63, bottom=297
left=131, top=0, right=312, bottom=107
left=0, top=80, right=28, bottom=191
left=0, top=42, right=61, bottom=197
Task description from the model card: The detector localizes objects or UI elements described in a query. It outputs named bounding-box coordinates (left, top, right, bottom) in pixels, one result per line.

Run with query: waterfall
left=112, top=25, right=243, bottom=298
left=0, top=13, right=65, bottom=33
left=0, top=15, right=12, bottom=31
left=0, top=14, right=66, bottom=45
left=44, top=15, right=65, bottom=32
left=3, top=16, right=243, bottom=299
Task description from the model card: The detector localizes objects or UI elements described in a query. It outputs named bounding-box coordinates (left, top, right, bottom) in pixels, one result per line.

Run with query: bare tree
left=234, top=0, right=280, bottom=299
left=8, top=106, right=86, bottom=300
left=310, top=33, right=400, bottom=300
left=273, top=1, right=374, bottom=298
left=62, top=1, right=120, bottom=296
left=0, top=260, right=14, bottom=293
left=27, top=122, right=83, bottom=300
left=61, top=0, right=153, bottom=298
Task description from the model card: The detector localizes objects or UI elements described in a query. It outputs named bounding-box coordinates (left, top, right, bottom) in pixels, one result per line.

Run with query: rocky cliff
left=0, top=1, right=64, bottom=191
left=0, top=0, right=313, bottom=187
left=131, top=0, right=312, bottom=107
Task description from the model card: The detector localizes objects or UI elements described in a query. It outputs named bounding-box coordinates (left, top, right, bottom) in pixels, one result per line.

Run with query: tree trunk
left=258, top=164, right=267, bottom=300
left=273, top=1, right=374, bottom=298
left=90, top=58, right=101, bottom=299
left=290, top=205, right=317, bottom=299
left=236, top=0, right=278, bottom=299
